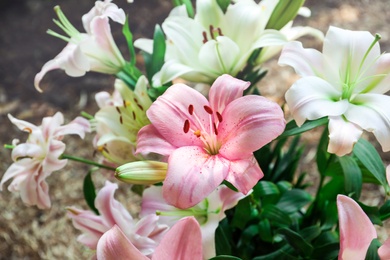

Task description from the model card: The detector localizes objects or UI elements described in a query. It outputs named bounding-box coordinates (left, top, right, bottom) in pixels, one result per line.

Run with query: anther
left=213, top=123, right=218, bottom=135
left=217, top=27, right=223, bottom=36
left=202, top=31, right=208, bottom=44
left=23, top=127, right=32, bottom=134
left=132, top=111, right=136, bottom=120
left=204, top=105, right=213, bottom=114
left=188, top=104, right=194, bottom=115
left=194, top=129, right=201, bottom=137
left=137, top=104, right=144, bottom=111
left=123, top=100, right=127, bottom=108
left=216, top=111, right=223, bottom=122
left=209, top=25, right=215, bottom=40
left=183, top=120, right=190, bottom=133
left=119, top=115, right=123, bottom=124
left=115, top=107, right=121, bottom=114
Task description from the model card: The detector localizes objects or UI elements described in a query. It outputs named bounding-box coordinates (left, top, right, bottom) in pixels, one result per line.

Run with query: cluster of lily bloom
left=2, top=0, right=390, bottom=259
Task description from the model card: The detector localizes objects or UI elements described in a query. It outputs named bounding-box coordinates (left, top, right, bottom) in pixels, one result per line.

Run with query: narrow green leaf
left=258, top=219, right=273, bottom=243
left=277, top=117, right=328, bottom=139
left=254, top=181, right=280, bottom=197
left=316, top=127, right=330, bottom=176
left=353, top=138, right=386, bottom=186
left=253, top=244, right=296, bottom=260
left=146, top=25, right=166, bottom=82
left=209, top=256, right=242, bottom=260
left=339, top=156, right=362, bottom=199
left=83, top=170, right=99, bottom=215
left=122, top=16, right=136, bottom=66
left=299, top=226, right=321, bottom=242
left=232, top=196, right=253, bottom=229
left=311, top=242, right=339, bottom=260
left=216, top=0, right=230, bottom=13
left=276, top=189, right=313, bottom=214
left=277, top=227, right=314, bottom=257
left=215, top=219, right=233, bottom=255
left=379, top=200, right=390, bottom=220
left=359, top=202, right=382, bottom=226
left=365, top=238, right=381, bottom=260
left=261, top=204, right=292, bottom=227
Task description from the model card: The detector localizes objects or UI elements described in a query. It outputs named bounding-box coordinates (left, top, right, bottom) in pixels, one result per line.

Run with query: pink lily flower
left=0, top=112, right=90, bottom=209
left=68, top=181, right=168, bottom=256
left=140, top=185, right=247, bottom=259
left=34, top=2, right=126, bottom=92
left=337, top=195, right=390, bottom=259
left=136, top=74, right=285, bottom=209
left=97, top=216, right=203, bottom=260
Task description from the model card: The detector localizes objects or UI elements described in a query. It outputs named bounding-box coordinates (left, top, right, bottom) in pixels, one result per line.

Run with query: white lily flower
left=34, top=3, right=126, bottom=92
left=279, top=26, right=390, bottom=156
left=135, top=0, right=287, bottom=86
left=93, top=76, right=152, bottom=164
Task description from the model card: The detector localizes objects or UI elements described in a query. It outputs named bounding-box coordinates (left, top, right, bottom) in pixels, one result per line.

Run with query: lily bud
left=265, top=0, right=305, bottom=30
left=115, top=161, right=167, bottom=185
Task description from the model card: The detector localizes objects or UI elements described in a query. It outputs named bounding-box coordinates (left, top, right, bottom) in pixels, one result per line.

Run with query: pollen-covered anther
left=216, top=111, right=223, bottom=122
left=23, top=127, right=33, bottom=134
left=194, top=129, right=201, bottom=137
left=183, top=119, right=190, bottom=133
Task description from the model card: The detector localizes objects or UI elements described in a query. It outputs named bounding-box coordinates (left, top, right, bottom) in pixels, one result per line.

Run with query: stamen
left=123, top=100, right=127, bottom=108
left=137, top=104, right=144, bottom=111
left=183, top=120, right=190, bottom=133
left=209, top=25, right=215, bottom=40
left=119, top=115, right=123, bottom=124
left=116, top=107, right=121, bottom=114
left=216, top=112, right=223, bottom=122
left=194, top=129, right=201, bottom=137
left=132, top=111, right=136, bottom=120
left=202, top=31, right=208, bottom=44
left=23, top=127, right=32, bottom=133
left=188, top=104, right=194, bottom=115
left=213, top=123, right=218, bottom=135
left=204, top=105, right=213, bottom=114
left=217, top=27, right=223, bottom=36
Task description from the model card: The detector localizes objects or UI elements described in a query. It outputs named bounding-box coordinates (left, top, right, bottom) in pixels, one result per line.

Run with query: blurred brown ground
left=0, top=0, right=389, bottom=258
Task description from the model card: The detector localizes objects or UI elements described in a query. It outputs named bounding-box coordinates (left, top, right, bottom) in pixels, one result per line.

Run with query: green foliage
left=83, top=170, right=99, bottom=215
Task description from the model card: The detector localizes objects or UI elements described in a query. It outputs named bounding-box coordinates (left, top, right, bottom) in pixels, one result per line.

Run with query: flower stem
left=60, top=154, right=116, bottom=171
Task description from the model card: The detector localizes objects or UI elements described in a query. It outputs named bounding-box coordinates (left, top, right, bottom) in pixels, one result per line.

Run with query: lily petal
left=378, top=238, right=390, bottom=260
left=327, top=116, right=363, bottom=156
left=219, top=95, right=285, bottom=160
left=136, top=125, right=177, bottom=157
left=285, top=76, right=348, bottom=126
left=153, top=217, right=203, bottom=260
left=163, top=146, right=229, bottom=209
left=345, top=94, right=390, bottom=152
left=337, top=195, right=377, bottom=260
left=278, top=41, right=324, bottom=77
left=97, top=225, right=148, bottom=260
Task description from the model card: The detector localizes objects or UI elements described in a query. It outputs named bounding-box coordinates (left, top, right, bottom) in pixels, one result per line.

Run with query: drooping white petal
left=344, top=93, right=390, bottom=152
left=327, top=116, right=363, bottom=156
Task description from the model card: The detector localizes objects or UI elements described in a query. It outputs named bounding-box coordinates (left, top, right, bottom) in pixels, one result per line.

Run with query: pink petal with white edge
left=225, top=156, right=263, bottom=194
left=378, top=238, right=390, bottom=259
left=285, top=76, right=348, bottom=126
left=97, top=225, right=148, bottom=260
left=54, top=116, right=91, bottom=138
left=218, top=95, right=285, bottom=160
left=327, top=116, right=363, bottom=157
left=344, top=94, right=390, bottom=152
left=145, top=84, right=209, bottom=149
left=337, top=195, right=377, bottom=260
left=163, top=146, right=229, bottom=209
left=278, top=41, right=324, bottom=77
left=136, top=125, right=177, bottom=157
left=208, top=74, right=250, bottom=113
left=153, top=217, right=203, bottom=260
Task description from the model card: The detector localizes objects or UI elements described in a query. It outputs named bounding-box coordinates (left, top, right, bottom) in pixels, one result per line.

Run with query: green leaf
left=232, top=196, right=253, bottom=229
left=258, top=219, right=273, bottom=243
left=277, top=227, right=313, bottom=257
left=215, top=219, right=233, bottom=256
left=122, top=16, right=136, bottom=66
left=277, top=117, right=328, bottom=140
left=339, top=156, right=362, bottom=199
left=276, top=189, right=313, bottom=214
left=254, top=181, right=280, bottom=197
left=353, top=138, right=386, bottom=186
left=316, top=127, right=330, bottom=176
left=253, top=244, right=297, bottom=260
left=216, top=0, right=230, bottom=13
left=146, top=25, right=166, bottom=83
left=173, top=0, right=194, bottom=18
left=83, top=170, right=99, bottom=215
left=209, top=256, right=242, bottom=260
left=261, top=204, right=292, bottom=227
left=365, top=238, right=381, bottom=260
left=379, top=200, right=390, bottom=220
left=299, top=226, right=321, bottom=242
left=359, top=202, right=382, bottom=226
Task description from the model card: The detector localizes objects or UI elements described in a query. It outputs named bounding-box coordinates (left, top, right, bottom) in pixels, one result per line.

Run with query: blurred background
left=0, top=0, right=389, bottom=258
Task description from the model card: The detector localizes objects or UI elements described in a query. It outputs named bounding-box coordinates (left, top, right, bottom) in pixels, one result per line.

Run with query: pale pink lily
left=337, top=195, right=390, bottom=260
left=136, top=74, right=285, bottom=209
left=140, top=185, right=247, bottom=259
left=279, top=26, right=390, bottom=156
left=92, top=77, right=152, bottom=164
left=0, top=112, right=90, bottom=209
left=34, top=1, right=126, bottom=92
left=68, top=181, right=168, bottom=256
left=97, top=217, right=203, bottom=260
left=134, top=0, right=287, bottom=86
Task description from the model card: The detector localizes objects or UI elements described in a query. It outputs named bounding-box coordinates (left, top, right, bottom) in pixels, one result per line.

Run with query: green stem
left=60, top=154, right=116, bottom=171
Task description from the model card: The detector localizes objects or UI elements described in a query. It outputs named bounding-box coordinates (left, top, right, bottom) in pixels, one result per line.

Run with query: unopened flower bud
left=266, top=0, right=305, bottom=30
left=115, top=161, right=167, bottom=185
